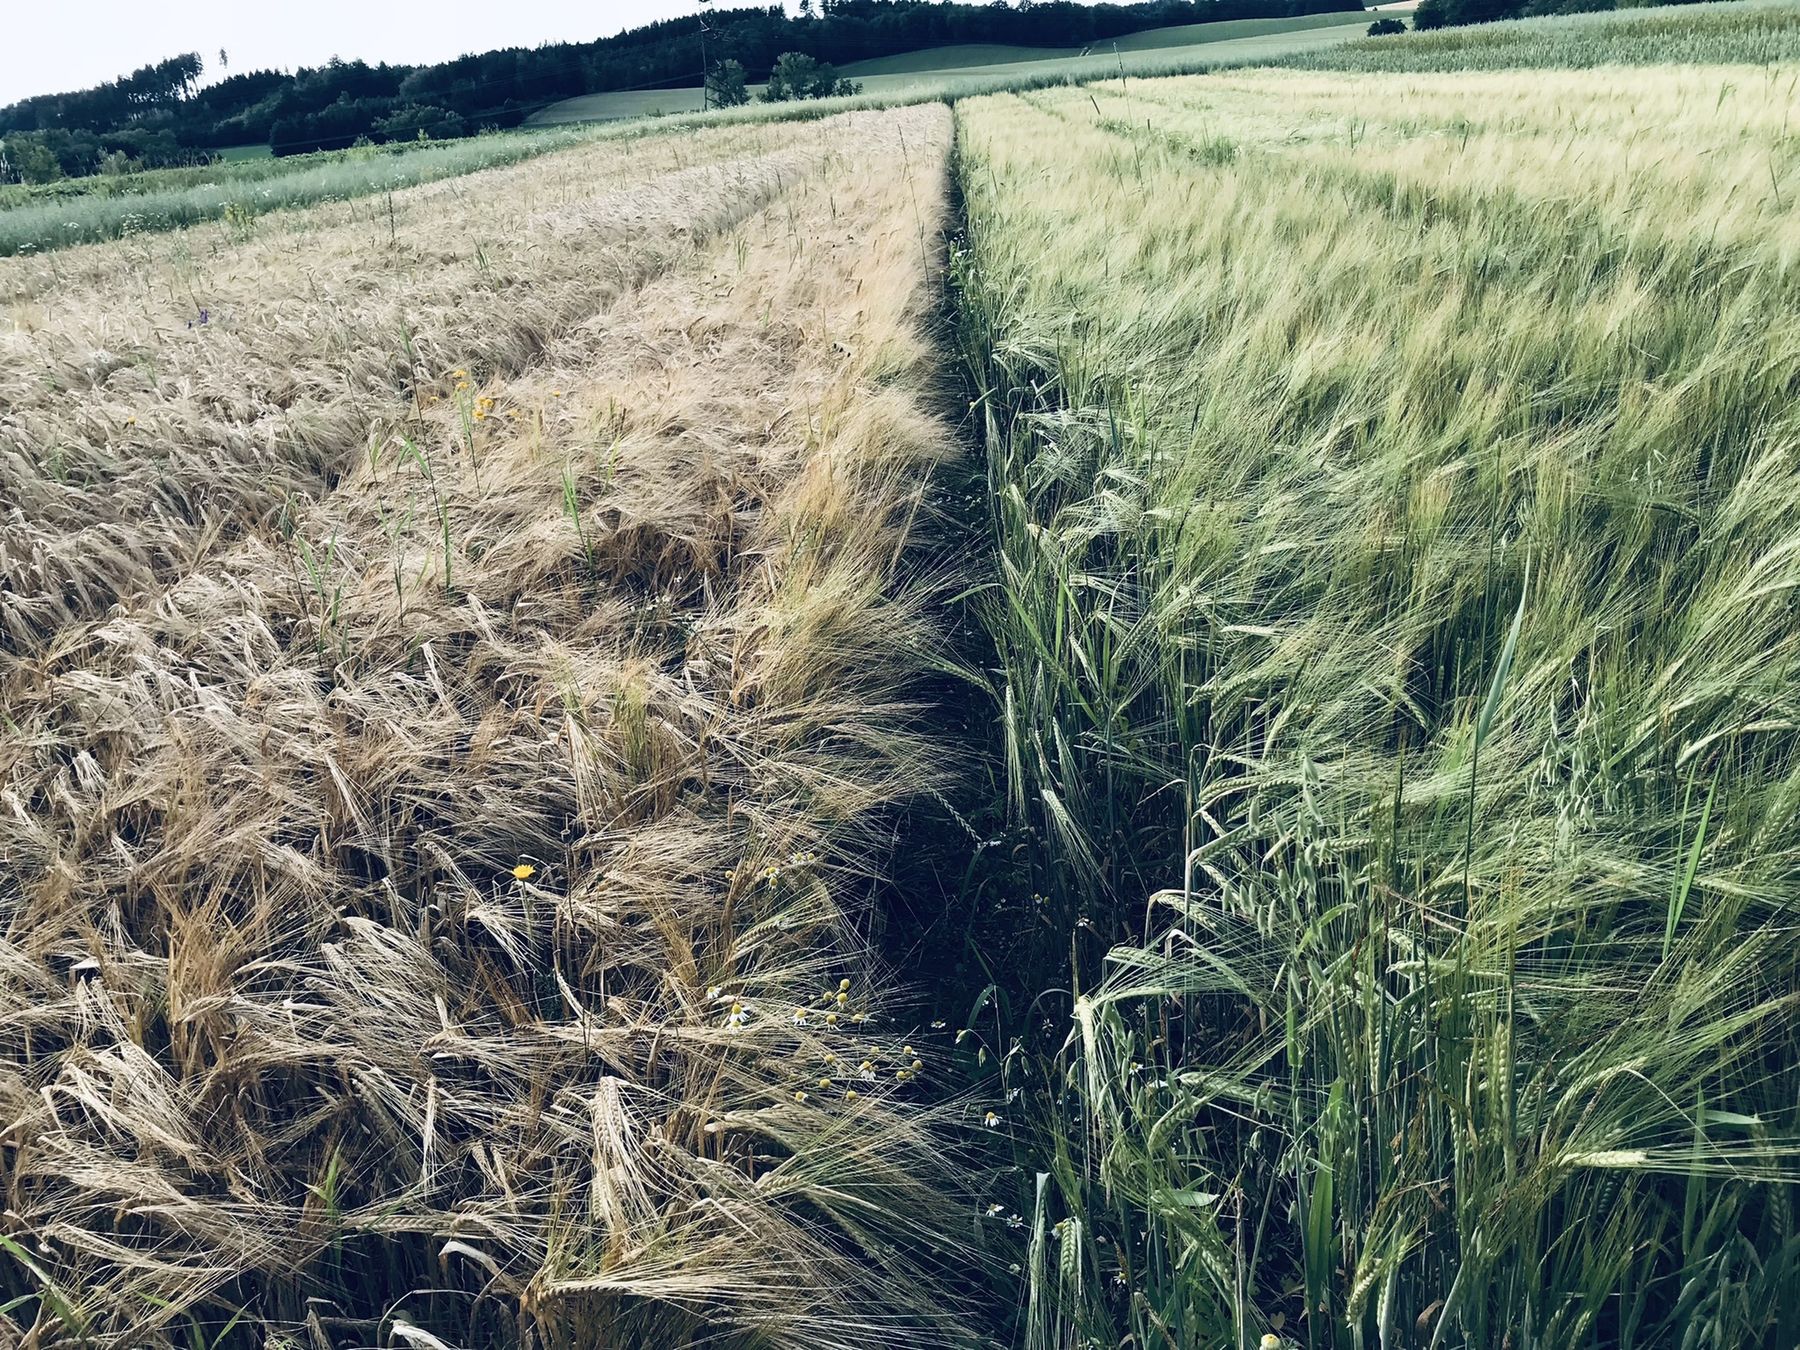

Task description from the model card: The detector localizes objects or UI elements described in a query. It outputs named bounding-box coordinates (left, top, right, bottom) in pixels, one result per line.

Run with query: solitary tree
left=3, top=134, right=64, bottom=185
left=706, top=59, right=751, bottom=108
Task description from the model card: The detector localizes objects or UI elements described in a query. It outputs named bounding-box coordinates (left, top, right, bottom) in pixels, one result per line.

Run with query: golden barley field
left=1, top=104, right=974, bottom=1350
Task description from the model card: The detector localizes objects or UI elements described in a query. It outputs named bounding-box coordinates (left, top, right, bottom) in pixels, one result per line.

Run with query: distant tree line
left=0, top=0, right=1361, bottom=177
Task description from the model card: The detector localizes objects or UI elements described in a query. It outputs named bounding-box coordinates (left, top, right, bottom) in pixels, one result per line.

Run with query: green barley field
left=4, top=2, right=1799, bottom=1347
left=955, top=30, right=1800, bottom=1350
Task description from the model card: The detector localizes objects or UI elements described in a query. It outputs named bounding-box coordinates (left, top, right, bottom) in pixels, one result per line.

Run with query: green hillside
left=529, top=11, right=1373, bottom=124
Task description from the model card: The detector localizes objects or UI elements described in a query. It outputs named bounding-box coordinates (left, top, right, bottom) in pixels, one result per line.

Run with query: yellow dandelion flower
left=451, top=369, right=468, bottom=379
left=511, top=863, right=535, bottom=881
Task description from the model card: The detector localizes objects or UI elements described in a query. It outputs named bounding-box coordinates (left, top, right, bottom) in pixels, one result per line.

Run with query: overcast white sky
left=3, top=1, right=733, bottom=105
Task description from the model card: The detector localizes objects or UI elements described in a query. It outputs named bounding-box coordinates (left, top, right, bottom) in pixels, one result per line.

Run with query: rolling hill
left=528, top=11, right=1378, bottom=123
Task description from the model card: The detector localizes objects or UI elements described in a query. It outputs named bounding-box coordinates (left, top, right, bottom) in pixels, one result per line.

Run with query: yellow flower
left=911, top=1059, right=923, bottom=1071
left=451, top=369, right=468, bottom=379
left=455, top=380, right=471, bottom=392
left=511, top=863, right=535, bottom=881
left=472, top=409, right=487, bottom=422
left=844, top=1089, right=858, bottom=1102
left=550, top=389, right=564, bottom=397
left=984, top=1110, right=1002, bottom=1129
left=1260, top=1338, right=1282, bottom=1350
left=124, top=415, right=137, bottom=425
left=818, top=1077, right=832, bottom=1088
left=838, top=978, right=851, bottom=992
left=794, top=1090, right=808, bottom=1103
left=835, top=991, right=849, bottom=1006
left=825, top=1012, right=839, bottom=1026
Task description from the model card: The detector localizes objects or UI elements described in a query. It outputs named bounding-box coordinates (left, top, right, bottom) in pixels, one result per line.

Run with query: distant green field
left=1106, top=8, right=1378, bottom=49
left=836, top=13, right=1365, bottom=76
left=528, top=11, right=1371, bottom=124
left=216, top=143, right=274, bottom=162
left=0, top=127, right=595, bottom=256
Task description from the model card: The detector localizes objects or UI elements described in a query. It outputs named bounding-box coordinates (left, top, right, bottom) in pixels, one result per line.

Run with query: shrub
left=761, top=52, right=861, bottom=103
left=373, top=102, right=467, bottom=141
left=3, top=133, right=63, bottom=184
left=1368, top=16, right=1409, bottom=32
